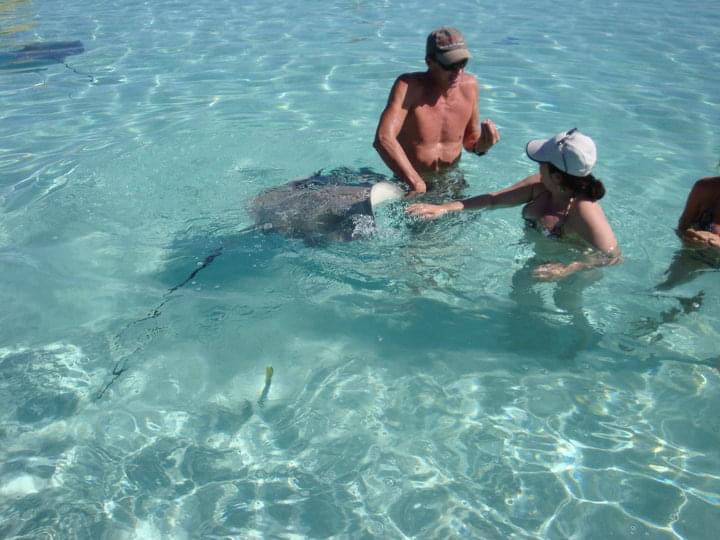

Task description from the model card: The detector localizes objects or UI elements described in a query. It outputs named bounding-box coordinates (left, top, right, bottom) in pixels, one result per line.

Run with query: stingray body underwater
left=0, top=40, right=85, bottom=71
left=249, top=167, right=404, bottom=243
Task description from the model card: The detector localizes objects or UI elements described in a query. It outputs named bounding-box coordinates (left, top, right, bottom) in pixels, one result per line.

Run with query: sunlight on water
left=1, top=0, right=719, bottom=538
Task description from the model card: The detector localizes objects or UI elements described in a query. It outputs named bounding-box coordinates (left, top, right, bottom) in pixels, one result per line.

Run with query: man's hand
left=473, top=119, right=500, bottom=154
left=408, top=179, right=427, bottom=195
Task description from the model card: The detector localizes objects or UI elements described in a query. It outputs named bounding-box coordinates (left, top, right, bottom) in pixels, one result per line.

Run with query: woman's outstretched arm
left=406, top=174, right=542, bottom=219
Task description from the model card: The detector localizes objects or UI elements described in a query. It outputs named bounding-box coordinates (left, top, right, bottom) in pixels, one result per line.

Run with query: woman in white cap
left=406, top=129, right=620, bottom=280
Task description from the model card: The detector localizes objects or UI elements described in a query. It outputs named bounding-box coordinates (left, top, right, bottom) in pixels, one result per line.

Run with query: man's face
left=428, top=57, right=466, bottom=86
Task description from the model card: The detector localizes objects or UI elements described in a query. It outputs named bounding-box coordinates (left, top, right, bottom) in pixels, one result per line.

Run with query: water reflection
left=0, top=0, right=34, bottom=38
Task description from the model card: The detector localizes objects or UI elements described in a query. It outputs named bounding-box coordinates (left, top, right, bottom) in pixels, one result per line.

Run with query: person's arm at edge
left=373, top=76, right=427, bottom=194
left=676, top=177, right=720, bottom=248
left=677, top=178, right=709, bottom=232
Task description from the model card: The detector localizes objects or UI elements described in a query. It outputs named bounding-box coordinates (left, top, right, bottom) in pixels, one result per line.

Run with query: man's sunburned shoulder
left=458, top=73, right=480, bottom=96
left=395, top=71, right=429, bottom=86
left=391, top=73, right=430, bottom=104
left=396, top=71, right=479, bottom=84
left=394, top=71, right=479, bottom=102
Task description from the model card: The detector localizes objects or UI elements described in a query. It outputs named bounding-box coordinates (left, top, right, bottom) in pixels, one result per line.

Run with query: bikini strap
left=551, top=196, right=575, bottom=236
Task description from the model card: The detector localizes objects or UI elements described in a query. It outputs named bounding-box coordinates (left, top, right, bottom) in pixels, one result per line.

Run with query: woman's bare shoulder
left=692, top=176, right=720, bottom=190
left=573, top=197, right=606, bottom=215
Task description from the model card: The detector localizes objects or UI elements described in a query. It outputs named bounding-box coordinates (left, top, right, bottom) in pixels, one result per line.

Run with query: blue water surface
left=1, top=0, right=719, bottom=538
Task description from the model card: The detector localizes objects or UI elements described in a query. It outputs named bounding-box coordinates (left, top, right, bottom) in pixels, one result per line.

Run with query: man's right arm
left=373, top=76, right=427, bottom=194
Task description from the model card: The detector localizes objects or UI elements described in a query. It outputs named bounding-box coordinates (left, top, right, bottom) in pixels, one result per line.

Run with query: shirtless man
left=374, top=27, right=500, bottom=195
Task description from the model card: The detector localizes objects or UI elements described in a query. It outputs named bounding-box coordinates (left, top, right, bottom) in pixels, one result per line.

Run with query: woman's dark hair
left=547, top=162, right=606, bottom=201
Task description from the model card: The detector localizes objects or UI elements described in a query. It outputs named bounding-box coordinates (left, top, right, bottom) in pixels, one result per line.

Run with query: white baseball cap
left=526, top=128, right=597, bottom=177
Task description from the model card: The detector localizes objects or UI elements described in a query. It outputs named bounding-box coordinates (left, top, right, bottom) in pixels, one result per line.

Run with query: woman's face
left=539, top=163, right=565, bottom=194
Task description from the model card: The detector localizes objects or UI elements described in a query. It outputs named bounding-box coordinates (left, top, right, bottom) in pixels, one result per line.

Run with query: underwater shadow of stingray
left=94, top=168, right=403, bottom=399
left=0, top=40, right=84, bottom=72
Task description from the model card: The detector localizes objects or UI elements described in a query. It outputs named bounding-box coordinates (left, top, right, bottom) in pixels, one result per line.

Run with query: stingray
left=0, top=40, right=84, bottom=71
left=94, top=168, right=404, bottom=399
left=250, top=167, right=404, bottom=243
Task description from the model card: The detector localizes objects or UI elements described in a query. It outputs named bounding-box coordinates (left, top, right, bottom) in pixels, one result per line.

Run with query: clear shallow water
left=1, top=0, right=719, bottom=538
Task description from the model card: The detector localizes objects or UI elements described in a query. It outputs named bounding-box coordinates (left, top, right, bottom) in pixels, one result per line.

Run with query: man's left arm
left=462, top=79, right=499, bottom=155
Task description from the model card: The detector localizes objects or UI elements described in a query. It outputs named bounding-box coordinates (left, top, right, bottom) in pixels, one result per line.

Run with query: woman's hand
left=406, top=203, right=457, bottom=220
left=533, top=262, right=579, bottom=281
left=534, top=251, right=620, bottom=281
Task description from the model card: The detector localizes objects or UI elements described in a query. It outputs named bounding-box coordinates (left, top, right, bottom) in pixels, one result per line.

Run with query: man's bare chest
left=407, top=96, right=473, bottom=138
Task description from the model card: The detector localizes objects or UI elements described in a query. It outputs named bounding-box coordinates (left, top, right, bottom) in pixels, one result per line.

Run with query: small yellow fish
left=258, top=366, right=274, bottom=407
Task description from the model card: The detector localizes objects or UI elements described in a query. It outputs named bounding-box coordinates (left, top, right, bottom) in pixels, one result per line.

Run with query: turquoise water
left=1, top=0, right=719, bottom=537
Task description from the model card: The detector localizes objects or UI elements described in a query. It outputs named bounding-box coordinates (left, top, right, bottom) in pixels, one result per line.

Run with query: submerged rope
left=95, top=225, right=258, bottom=400
left=63, top=62, right=96, bottom=83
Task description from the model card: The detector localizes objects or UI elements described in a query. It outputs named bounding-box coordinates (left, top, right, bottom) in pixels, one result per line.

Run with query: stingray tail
left=63, top=62, right=96, bottom=83
left=94, top=223, right=260, bottom=400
